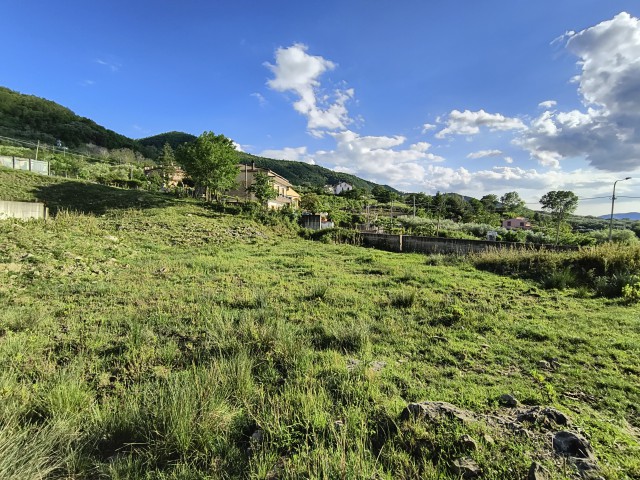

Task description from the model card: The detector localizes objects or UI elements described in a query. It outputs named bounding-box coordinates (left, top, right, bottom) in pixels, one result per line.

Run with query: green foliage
left=622, top=282, right=640, bottom=302
left=372, top=185, right=399, bottom=203
left=500, top=191, right=526, bottom=216
left=177, top=131, right=239, bottom=203
left=540, top=190, right=579, bottom=245
left=248, top=171, right=278, bottom=207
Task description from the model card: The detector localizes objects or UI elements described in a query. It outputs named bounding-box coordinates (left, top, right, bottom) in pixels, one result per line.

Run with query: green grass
left=1, top=170, right=639, bottom=478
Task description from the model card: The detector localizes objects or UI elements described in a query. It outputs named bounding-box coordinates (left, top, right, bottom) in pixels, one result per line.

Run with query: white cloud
left=504, top=156, right=514, bottom=164
left=251, top=92, right=267, bottom=106
left=265, top=43, right=353, bottom=131
left=466, top=149, right=503, bottom=159
left=436, top=109, right=526, bottom=138
left=233, top=142, right=244, bottom=152
left=259, top=146, right=315, bottom=164
left=309, top=130, right=444, bottom=187
left=538, top=100, right=557, bottom=109
left=520, top=12, right=640, bottom=172
left=422, top=123, right=437, bottom=133
left=95, top=58, right=121, bottom=72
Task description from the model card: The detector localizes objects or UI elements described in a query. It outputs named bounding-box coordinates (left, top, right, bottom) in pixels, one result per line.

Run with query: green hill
left=138, top=131, right=197, bottom=151
left=0, top=86, right=397, bottom=192
left=238, top=153, right=398, bottom=192
left=0, top=87, right=147, bottom=154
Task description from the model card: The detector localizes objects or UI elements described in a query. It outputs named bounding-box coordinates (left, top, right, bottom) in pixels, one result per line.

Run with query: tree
left=177, top=131, right=239, bottom=203
left=500, top=191, right=526, bottom=215
left=160, top=142, right=175, bottom=165
left=371, top=185, right=398, bottom=203
left=300, top=193, right=326, bottom=214
left=248, top=171, right=277, bottom=208
left=480, top=194, right=499, bottom=213
left=540, top=190, right=579, bottom=245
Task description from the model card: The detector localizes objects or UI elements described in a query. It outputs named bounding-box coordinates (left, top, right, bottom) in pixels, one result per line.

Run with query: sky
left=2, top=0, right=640, bottom=216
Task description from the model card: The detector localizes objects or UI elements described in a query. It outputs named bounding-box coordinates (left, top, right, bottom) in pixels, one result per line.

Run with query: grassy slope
left=1, top=170, right=639, bottom=478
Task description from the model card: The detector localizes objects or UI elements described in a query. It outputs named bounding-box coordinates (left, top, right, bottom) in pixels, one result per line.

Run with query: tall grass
left=471, top=243, right=640, bottom=295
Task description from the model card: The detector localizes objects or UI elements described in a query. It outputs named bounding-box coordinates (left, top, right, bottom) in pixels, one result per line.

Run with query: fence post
left=399, top=234, right=403, bottom=252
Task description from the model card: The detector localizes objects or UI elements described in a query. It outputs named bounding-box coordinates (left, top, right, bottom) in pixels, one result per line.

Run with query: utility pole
left=35, top=140, right=40, bottom=161
left=609, top=177, right=631, bottom=241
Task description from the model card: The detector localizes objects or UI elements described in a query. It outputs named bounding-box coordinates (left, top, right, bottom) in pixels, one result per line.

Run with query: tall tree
left=160, top=142, right=175, bottom=165
left=540, top=190, right=579, bottom=245
left=177, top=131, right=239, bottom=203
left=500, top=191, right=526, bottom=216
left=248, top=171, right=277, bottom=208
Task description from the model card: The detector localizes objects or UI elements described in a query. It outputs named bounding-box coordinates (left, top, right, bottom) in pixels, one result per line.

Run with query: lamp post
left=609, top=177, right=631, bottom=241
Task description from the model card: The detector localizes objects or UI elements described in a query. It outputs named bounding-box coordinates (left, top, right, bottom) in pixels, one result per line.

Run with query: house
left=227, top=163, right=301, bottom=209
left=333, top=182, right=353, bottom=195
left=502, top=217, right=532, bottom=230
left=143, top=166, right=188, bottom=189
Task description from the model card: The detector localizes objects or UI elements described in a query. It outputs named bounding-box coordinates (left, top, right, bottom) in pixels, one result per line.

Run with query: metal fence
left=0, top=156, right=50, bottom=175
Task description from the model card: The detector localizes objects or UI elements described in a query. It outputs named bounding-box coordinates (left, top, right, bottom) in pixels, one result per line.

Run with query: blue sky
left=2, top=1, right=640, bottom=215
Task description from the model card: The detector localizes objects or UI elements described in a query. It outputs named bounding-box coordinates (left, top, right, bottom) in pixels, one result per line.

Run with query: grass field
left=1, top=168, right=639, bottom=479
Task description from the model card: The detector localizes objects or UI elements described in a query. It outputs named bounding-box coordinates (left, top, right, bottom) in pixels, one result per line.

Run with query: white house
left=333, top=182, right=353, bottom=195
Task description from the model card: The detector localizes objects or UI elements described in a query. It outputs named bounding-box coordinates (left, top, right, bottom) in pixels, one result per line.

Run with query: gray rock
left=452, top=457, right=482, bottom=478
left=457, top=434, right=478, bottom=452
left=537, top=360, right=551, bottom=370
left=553, top=431, right=594, bottom=459
left=528, top=461, right=550, bottom=480
left=400, top=401, right=476, bottom=423
left=540, top=407, right=570, bottom=426
left=248, top=429, right=264, bottom=454
left=498, top=393, right=519, bottom=407
left=516, top=406, right=570, bottom=428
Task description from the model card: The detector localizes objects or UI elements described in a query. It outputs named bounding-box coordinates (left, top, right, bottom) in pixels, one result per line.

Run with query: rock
left=516, top=407, right=570, bottom=428
left=498, top=393, right=519, bottom=407
left=104, top=235, right=119, bottom=243
left=482, top=433, right=495, bottom=445
left=452, top=457, right=482, bottom=478
left=248, top=429, right=264, bottom=454
left=528, top=461, right=550, bottom=480
left=538, top=360, right=551, bottom=370
left=370, top=360, right=386, bottom=372
left=540, top=407, right=570, bottom=426
left=400, top=401, right=476, bottom=424
left=346, top=358, right=361, bottom=371
left=457, top=434, right=478, bottom=452
left=574, top=458, right=601, bottom=477
left=552, top=431, right=594, bottom=459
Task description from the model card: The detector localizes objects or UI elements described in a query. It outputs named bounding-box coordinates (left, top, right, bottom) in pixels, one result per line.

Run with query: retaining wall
left=0, top=201, right=48, bottom=220
left=359, top=233, right=577, bottom=255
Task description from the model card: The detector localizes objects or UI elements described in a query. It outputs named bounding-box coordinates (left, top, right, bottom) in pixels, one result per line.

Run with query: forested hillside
left=0, top=87, right=150, bottom=154
left=238, top=153, right=398, bottom=192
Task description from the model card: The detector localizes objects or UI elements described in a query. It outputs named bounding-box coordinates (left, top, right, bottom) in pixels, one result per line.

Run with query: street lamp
left=609, top=177, right=631, bottom=241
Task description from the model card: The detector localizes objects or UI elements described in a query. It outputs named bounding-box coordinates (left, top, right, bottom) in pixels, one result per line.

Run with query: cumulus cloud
left=520, top=12, right=640, bottom=172
left=265, top=43, right=353, bottom=131
left=466, top=149, right=503, bottom=159
left=422, top=123, right=437, bottom=133
left=435, top=109, right=526, bottom=138
left=259, top=146, right=316, bottom=164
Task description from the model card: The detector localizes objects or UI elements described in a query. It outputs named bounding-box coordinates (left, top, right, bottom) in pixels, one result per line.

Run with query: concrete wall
left=360, top=233, right=577, bottom=255
left=0, top=201, right=48, bottom=220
